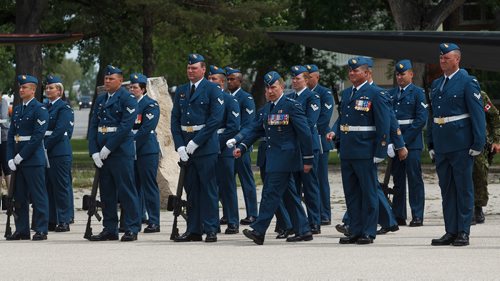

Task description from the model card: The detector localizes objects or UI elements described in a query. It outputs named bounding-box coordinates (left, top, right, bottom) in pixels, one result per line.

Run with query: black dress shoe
left=6, top=231, right=30, bottom=241
left=276, top=229, right=293, bottom=239
left=219, top=217, right=228, bottom=225
left=431, top=233, right=457, bottom=246
left=452, top=232, right=469, bottom=246
left=121, top=231, right=138, bottom=242
left=376, top=225, right=399, bottom=235
left=243, top=229, right=264, bottom=245
left=144, top=224, right=160, bottom=233
left=205, top=232, right=217, bottom=242
left=32, top=232, right=48, bottom=241
left=89, top=230, right=119, bottom=241
left=310, top=224, right=321, bottom=235
left=356, top=235, right=373, bottom=244
left=320, top=219, right=331, bottom=226
left=55, top=223, right=70, bottom=232
left=240, top=216, right=256, bottom=225
left=224, top=225, right=239, bottom=234
left=409, top=218, right=423, bottom=227
left=335, top=223, right=350, bottom=236
left=48, top=222, right=56, bottom=232
left=475, top=206, right=485, bottom=224
left=286, top=232, right=313, bottom=242
left=174, top=232, right=203, bottom=242
left=339, top=235, right=359, bottom=244
left=396, top=218, right=407, bottom=226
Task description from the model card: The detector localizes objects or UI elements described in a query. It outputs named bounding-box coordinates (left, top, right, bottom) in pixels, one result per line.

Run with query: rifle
left=83, top=167, right=102, bottom=240
left=486, top=142, right=496, bottom=165
left=331, top=86, right=341, bottom=150
left=380, top=158, right=396, bottom=205
left=424, top=90, right=435, bottom=163
left=167, top=161, right=188, bottom=240
left=3, top=171, right=17, bottom=238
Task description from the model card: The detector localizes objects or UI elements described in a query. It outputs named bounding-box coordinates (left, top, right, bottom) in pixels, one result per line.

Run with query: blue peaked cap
left=17, top=74, right=38, bottom=85
left=130, top=73, right=147, bottom=84
left=264, top=71, right=281, bottom=86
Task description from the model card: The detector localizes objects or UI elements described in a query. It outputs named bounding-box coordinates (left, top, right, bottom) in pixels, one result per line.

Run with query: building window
left=459, top=0, right=495, bottom=25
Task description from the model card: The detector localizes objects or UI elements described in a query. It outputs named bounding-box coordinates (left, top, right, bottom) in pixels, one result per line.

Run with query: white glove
left=428, top=149, right=435, bottom=160
left=92, top=153, right=104, bottom=168
left=99, top=146, right=111, bottom=160
left=469, top=149, right=481, bottom=156
left=186, top=140, right=199, bottom=154
left=226, top=138, right=237, bottom=148
left=8, top=159, right=16, bottom=171
left=387, top=143, right=395, bottom=158
left=373, top=157, right=384, bottom=164
left=177, top=146, right=189, bottom=162
left=14, top=154, right=23, bottom=165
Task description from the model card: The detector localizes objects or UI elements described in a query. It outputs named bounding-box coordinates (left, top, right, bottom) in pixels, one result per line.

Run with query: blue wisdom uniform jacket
left=171, top=78, right=224, bottom=157
left=8, top=99, right=49, bottom=166
left=88, top=86, right=138, bottom=158
left=44, top=98, right=74, bottom=157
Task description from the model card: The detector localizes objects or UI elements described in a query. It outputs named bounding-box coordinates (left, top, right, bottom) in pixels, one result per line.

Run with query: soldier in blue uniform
left=129, top=73, right=161, bottom=233
left=208, top=65, right=241, bottom=234
left=332, top=57, right=390, bottom=244
left=305, top=64, right=334, bottom=225
left=287, top=65, right=322, bottom=234
left=44, top=75, right=74, bottom=232
left=171, top=54, right=224, bottom=243
left=225, top=67, right=258, bottom=225
left=234, top=71, right=313, bottom=245
left=88, top=65, right=141, bottom=242
left=387, top=60, right=427, bottom=227
left=6, top=74, right=49, bottom=241
left=428, top=43, right=485, bottom=246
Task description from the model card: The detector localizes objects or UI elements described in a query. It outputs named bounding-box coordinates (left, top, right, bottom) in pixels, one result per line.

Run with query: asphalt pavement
left=0, top=170, right=499, bottom=280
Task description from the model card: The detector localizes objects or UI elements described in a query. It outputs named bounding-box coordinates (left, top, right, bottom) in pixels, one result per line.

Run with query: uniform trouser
left=69, top=159, right=74, bottom=220
left=293, top=152, right=321, bottom=226
left=341, top=159, right=379, bottom=238
left=342, top=182, right=396, bottom=228
left=217, top=155, right=239, bottom=227
left=135, top=153, right=160, bottom=225
left=235, top=152, right=258, bottom=218
left=473, top=151, right=489, bottom=207
left=261, top=165, right=292, bottom=231
left=391, top=149, right=425, bottom=220
left=435, top=149, right=474, bottom=235
left=185, top=154, right=219, bottom=234
left=14, top=165, right=48, bottom=234
left=100, top=156, right=141, bottom=234
left=46, top=155, right=72, bottom=225
left=318, top=150, right=331, bottom=221
left=251, top=172, right=310, bottom=236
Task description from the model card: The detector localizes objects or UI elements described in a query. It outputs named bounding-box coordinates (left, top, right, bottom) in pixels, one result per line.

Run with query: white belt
left=398, top=119, right=414, bottom=125
left=98, top=126, right=118, bottom=133
left=0, top=119, right=8, bottom=124
left=132, top=130, right=155, bottom=134
left=45, top=131, right=68, bottom=136
left=14, top=135, right=31, bottom=142
left=217, top=128, right=226, bottom=134
left=340, top=125, right=376, bottom=132
left=433, top=113, right=470, bottom=125
left=181, top=124, right=205, bottom=132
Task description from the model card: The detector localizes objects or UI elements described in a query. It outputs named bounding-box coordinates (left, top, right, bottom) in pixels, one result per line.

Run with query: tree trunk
left=142, top=5, right=155, bottom=76
left=14, top=0, right=48, bottom=105
left=250, top=67, right=267, bottom=109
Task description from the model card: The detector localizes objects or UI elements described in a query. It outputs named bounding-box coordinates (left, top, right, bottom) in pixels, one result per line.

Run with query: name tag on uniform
left=354, top=100, right=372, bottom=112
left=267, top=114, right=289, bottom=125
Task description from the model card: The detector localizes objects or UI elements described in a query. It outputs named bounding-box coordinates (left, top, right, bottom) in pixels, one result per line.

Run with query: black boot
left=475, top=206, right=485, bottom=224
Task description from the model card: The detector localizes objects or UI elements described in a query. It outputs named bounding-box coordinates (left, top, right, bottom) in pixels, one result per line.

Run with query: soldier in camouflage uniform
left=472, top=91, right=500, bottom=224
